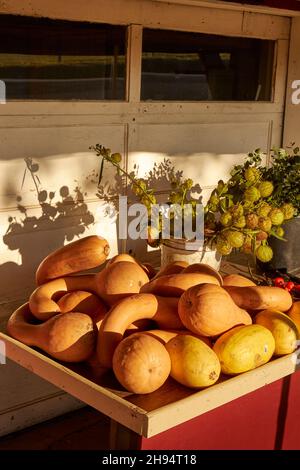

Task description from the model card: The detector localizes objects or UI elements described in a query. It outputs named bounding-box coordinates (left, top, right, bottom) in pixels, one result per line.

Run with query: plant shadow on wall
left=1, top=158, right=95, bottom=300
left=91, top=149, right=202, bottom=261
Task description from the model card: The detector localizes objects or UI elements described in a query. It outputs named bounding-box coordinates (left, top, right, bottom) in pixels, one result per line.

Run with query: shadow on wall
left=0, top=158, right=95, bottom=301
left=1, top=153, right=203, bottom=302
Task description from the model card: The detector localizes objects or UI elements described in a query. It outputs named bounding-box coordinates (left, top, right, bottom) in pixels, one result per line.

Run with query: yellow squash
left=165, top=334, right=220, bottom=388
left=213, top=324, right=275, bottom=375
left=255, top=309, right=299, bottom=355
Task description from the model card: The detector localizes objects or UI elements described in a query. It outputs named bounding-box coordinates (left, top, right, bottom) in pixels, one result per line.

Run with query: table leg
left=109, top=420, right=142, bottom=450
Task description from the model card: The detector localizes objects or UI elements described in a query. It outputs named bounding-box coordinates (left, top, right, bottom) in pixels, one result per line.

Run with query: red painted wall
left=282, top=372, right=300, bottom=449
left=140, top=371, right=300, bottom=450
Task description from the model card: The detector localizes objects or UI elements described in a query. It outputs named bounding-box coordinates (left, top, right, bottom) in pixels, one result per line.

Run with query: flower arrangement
left=90, top=144, right=200, bottom=248
left=204, top=148, right=295, bottom=263
left=91, top=144, right=298, bottom=263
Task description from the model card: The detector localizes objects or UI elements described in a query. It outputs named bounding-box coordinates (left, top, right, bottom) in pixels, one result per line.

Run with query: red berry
left=285, top=281, right=295, bottom=292
left=274, top=277, right=285, bottom=287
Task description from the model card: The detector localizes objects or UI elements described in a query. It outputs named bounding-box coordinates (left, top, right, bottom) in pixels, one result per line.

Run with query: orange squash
left=224, top=285, right=293, bottom=312
left=140, top=272, right=221, bottom=297
left=94, top=261, right=149, bottom=305
left=57, top=290, right=107, bottom=329
left=145, top=329, right=212, bottom=347
left=58, top=289, right=152, bottom=334
left=106, top=253, right=137, bottom=266
left=7, top=303, right=96, bottom=362
left=153, top=261, right=189, bottom=279
left=141, top=263, right=157, bottom=280
left=222, top=274, right=256, bottom=287
left=182, top=263, right=223, bottom=285
left=152, top=297, right=183, bottom=330
left=288, top=302, right=300, bottom=334
left=123, top=319, right=155, bottom=336
left=178, top=284, right=252, bottom=337
left=112, top=333, right=171, bottom=394
left=107, top=254, right=157, bottom=279
left=36, top=235, right=110, bottom=285
left=29, top=275, right=96, bottom=321
left=97, top=293, right=186, bottom=367
left=29, top=261, right=149, bottom=320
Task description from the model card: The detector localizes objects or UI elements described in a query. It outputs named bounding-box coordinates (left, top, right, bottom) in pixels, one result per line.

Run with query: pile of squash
left=7, top=235, right=300, bottom=395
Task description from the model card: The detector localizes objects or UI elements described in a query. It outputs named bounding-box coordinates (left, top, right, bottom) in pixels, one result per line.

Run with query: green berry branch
left=91, top=144, right=298, bottom=263
left=205, top=147, right=298, bottom=262
left=91, top=145, right=200, bottom=247
left=90, top=144, right=156, bottom=207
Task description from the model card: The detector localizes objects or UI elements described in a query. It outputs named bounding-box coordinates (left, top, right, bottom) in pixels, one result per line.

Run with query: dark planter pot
left=269, top=217, right=300, bottom=272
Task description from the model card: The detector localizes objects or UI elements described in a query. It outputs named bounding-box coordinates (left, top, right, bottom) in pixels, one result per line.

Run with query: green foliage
left=263, top=147, right=300, bottom=214
left=231, top=146, right=300, bottom=214
left=204, top=145, right=297, bottom=262
left=91, top=143, right=298, bottom=263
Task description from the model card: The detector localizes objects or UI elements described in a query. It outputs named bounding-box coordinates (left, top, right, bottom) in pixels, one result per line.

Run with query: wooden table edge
left=1, top=331, right=299, bottom=439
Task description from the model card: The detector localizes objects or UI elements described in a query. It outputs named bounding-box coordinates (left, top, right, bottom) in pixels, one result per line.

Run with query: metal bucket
left=160, top=238, right=222, bottom=270
left=269, top=217, right=300, bottom=273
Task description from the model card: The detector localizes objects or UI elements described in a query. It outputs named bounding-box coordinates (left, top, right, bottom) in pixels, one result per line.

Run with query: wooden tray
left=1, top=300, right=299, bottom=438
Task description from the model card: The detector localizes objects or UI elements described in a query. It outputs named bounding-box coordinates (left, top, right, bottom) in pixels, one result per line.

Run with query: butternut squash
left=140, top=272, right=221, bottom=297
left=97, top=293, right=185, bottom=367
left=94, top=261, right=149, bottom=305
left=222, top=274, right=256, bottom=287
left=153, top=261, right=188, bottom=279
left=29, top=275, right=96, bottom=321
left=288, top=302, right=300, bottom=334
left=112, top=333, right=171, bottom=394
left=124, top=319, right=155, bottom=336
left=145, top=329, right=211, bottom=347
left=57, top=291, right=152, bottom=335
left=57, top=290, right=107, bottom=329
left=213, top=324, right=275, bottom=375
left=107, top=254, right=157, bottom=279
left=7, top=303, right=96, bottom=362
left=178, top=284, right=252, bottom=337
left=29, top=261, right=149, bottom=320
left=152, top=297, right=184, bottom=330
left=141, top=263, right=157, bottom=280
left=182, top=263, right=223, bottom=285
left=166, top=334, right=220, bottom=388
left=224, top=286, right=293, bottom=312
left=255, top=309, right=299, bottom=355
left=106, top=253, right=137, bottom=266
left=36, top=235, right=110, bottom=285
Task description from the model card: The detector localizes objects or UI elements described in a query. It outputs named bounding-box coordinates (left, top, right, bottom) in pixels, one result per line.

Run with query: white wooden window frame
left=0, top=3, right=290, bottom=218
left=0, top=0, right=290, bottom=114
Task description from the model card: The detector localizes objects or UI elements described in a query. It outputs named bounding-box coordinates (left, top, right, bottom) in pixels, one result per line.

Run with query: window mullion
left=126, top=24, right=143, bottom=102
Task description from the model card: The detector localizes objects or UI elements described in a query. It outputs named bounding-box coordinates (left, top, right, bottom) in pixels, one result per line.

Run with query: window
left=0, top=15, right=126, bottom=100
left=141, top=29, right=275, bottom=101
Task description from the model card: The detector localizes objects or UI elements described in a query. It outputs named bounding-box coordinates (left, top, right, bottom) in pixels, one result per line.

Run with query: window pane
left=141, top=29, right=274, bottom=101
left=0, top=15, right=126, bottom=100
